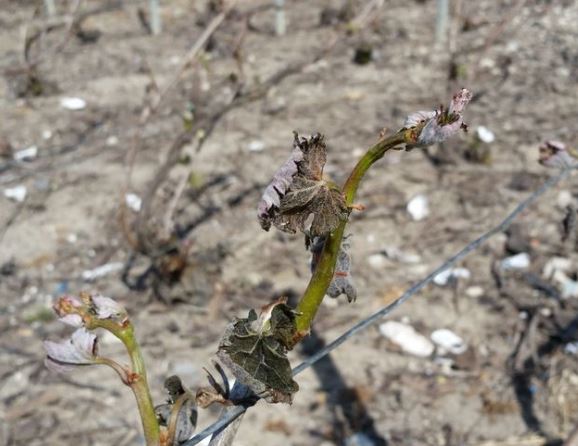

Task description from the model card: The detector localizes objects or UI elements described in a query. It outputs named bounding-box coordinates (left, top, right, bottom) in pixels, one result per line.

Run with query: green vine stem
left=293, top=129, right=410, bottom=341
left=88, top=319, right=161, bottom=446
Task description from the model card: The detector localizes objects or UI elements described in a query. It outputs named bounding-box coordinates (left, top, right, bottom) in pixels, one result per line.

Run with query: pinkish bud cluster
left=403, top=88, right=473, bottom=148
left=44, top=293, right=128, bottom=373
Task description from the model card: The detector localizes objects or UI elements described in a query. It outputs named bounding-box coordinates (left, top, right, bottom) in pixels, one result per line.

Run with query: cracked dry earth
left=1, top=0, right=578, bottom=445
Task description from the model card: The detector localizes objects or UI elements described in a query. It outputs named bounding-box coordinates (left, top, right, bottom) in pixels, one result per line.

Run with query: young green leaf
left=258, top=133, right=349, bottom=237
left=217, top=298, right=299, bottom=404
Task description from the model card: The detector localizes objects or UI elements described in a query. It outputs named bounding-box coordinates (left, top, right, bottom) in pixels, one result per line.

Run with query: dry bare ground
left=1, top=1, right=578, bottom=445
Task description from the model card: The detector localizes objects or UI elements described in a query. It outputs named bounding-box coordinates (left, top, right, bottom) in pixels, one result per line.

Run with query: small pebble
left=433, top=268, right=470, bottom=286
left=565, top=342, right=578, bottom=355
left=557, top=190, right=573, bottom=209
left=106, top=136, right=119, bottom=146
left=382, top=246, right=421, bottom=264
left=407, top=194, right=429, bottom=221
left=500, top=252, right=530, bottom=270
left=367, top=253, right=388, bottom=270
left=247, top=140, right=265, bottom=152
left=60, top=97, right=87, bottom=110
left=345, top=432, right=377, bottom=446
left=125, top=193, right=142, bottom=212
left=561, top=277, right=578, bottom=299
left=379, top=321, right=434, bottom=358
left=543, top=257, right=571, bottom=278
left=476, top=126, right=495, bottom=143
left=13, top=146, right=38, bottom=161
left=465, top=286, right=484, bottom=298
left=4, top=185, right=27, bottom=202
left=431, top=329, right=468, bottom=355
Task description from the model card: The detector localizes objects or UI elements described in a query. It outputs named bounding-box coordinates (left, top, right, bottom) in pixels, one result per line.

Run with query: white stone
left=367, top=253, right=387, bottom=270
left=433, top=268, right=471, bottom=286
left=3, top=185, right=27, bottom=202
left=543, top=257, right=572, bottom=278
left=379, top=321, right=434, bottom=358
left=247, top=140, right=265, bottom=152
left=125, top=193, right=142, bottom=212
left=500, top=252, right=530, bottom=270
left=382, top=246, right=421, bottom=264
left=556, top=190, right=574, bottom=209
left=565, top=342, right=578, bottom=355
left=407, top=194, right=429, bottom=221
left=60, top=97, right=87, bottom=110
left=13, top=146, right=38, bottom=161
left=345, top=433, right=376, bottom=446
left=465, top=286, right=484, bottom=298
left=106, top=135, right=119, bottom=146
left=431, top=329, right=468, bottom=355
left=476, top=126, right=495, bottom=143
left=560, top=277, right=578, bottom=299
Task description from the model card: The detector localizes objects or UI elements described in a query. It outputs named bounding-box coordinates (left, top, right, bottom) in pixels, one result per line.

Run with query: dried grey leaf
left=404, top=88, right=472, bottom=148
left=258, top=133, right=348, bottom=237
left=539, top=140, right=577, bottom=168
left=310, top=235, right=357, bottom=302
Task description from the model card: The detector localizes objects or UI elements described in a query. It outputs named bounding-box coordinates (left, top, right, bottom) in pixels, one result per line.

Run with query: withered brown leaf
left=154, top=376, right=198, bottom=445
left=258, top=133, right=349, bottom=237
left=310, top=235, right=357, bottom=302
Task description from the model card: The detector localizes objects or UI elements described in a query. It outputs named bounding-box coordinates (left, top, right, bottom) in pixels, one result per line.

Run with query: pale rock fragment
left=379, top=321, right=434, bottom=358
left=4, top=185, right=27, bottom=202
left=431, top=329, right=467, bottom=355
left=500, top=252, right=530, bottom=270
left=407, top=194, right=429, bottom=221
left=60, top=97, right=87, bottom=110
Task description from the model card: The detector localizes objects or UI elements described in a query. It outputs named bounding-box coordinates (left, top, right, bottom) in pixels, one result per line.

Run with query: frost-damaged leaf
left=44, top=328, right=99, bottom=373
left=539, top=140, right=577, bottom=168
left=155, top=376, right=198, bottom=446
left=52, top=293, right=128, bottom=327
left=310, top=235, right=357, bottom=302
left=53, top=295, right=84, bottom=327
left=258, top=133, right=349, bottom=237
left=217, top=298, right=299, bottom=404
left=91, top=294, right=127, bottom=320
left=403, top=88, right=473, bottom=148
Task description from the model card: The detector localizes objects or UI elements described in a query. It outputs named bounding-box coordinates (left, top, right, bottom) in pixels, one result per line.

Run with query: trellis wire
left=183, top=167, right=573, bottom=446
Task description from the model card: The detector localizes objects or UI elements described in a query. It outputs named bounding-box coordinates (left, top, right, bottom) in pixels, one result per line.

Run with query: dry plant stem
left=151, top=5, right=232, bottom=113
left=435, top=0, right=449, bottom=46
left=89, top=319, right=160, bottom=446
left=148, top=0, right=161, bottom=35
left=44, top=0, right=56, bottom=16
left=294, top=130, right=407, bottom=337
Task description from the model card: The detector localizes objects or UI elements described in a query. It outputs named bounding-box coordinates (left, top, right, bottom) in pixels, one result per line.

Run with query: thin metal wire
left=183, top=167, right=573, bottom=445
